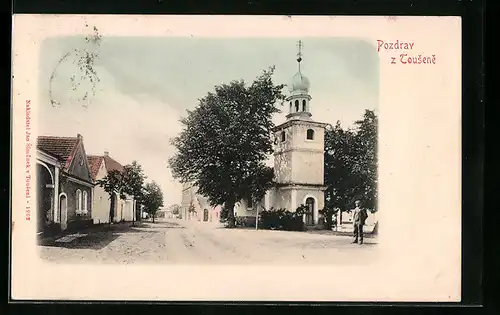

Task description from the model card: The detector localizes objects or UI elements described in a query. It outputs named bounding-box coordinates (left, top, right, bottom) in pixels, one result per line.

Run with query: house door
left=60, top=195, right=68, bottom=230
left=305, top=197, right=315, bottom=225
left=203, top=209, right=209, bottom=222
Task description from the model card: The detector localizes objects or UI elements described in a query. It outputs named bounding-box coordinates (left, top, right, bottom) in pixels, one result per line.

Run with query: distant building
left=180, top=184, right=221, bottom=223
left=155, top=207, right=175, bottom=219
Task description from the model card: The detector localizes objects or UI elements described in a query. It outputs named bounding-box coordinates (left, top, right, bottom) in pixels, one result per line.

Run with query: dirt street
left=38, top=219, right=378, bottom=265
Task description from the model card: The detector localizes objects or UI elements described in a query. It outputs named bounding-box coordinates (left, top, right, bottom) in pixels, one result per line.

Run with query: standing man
left=352, top=200, right=368, bottom=244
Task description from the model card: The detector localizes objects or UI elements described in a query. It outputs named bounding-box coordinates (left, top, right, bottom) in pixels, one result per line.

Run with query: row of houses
left=36, top=133, right=139, bottom=236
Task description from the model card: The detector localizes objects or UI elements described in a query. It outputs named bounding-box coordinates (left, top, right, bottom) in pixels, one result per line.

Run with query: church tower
left=271, top=40, right=327, bottom=226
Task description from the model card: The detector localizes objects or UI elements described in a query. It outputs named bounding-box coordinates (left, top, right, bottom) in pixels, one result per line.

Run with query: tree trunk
left=136, top=202, right=142, bottom=221
left=152, top=214, right=155, bottom=223
left=225, top=199, right=236, bottom=228
left=109, top=194, right=116, bottom=225
left=325, top=209, right=332, bottom=230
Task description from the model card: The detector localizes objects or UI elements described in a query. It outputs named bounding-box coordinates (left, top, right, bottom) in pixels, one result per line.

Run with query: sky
left=38, top=36, right=379, bottom=206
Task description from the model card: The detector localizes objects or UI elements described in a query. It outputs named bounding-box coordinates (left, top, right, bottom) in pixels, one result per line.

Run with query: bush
left=67, top=219, right=93, bottom=232
left=259, top=207, right=305, bottom=231
left=319, top=207, right=339, bottom=230
left=43, top=222, right=61, bottom=237
left=235, top=216, right=257, bottom=228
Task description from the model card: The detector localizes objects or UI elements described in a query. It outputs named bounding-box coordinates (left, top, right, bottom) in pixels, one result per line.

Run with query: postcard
left=11, top=15, right=461, bottom=301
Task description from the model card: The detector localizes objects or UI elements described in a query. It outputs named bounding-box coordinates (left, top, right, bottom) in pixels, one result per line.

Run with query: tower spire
left=296, top=40, right=303, bottom=72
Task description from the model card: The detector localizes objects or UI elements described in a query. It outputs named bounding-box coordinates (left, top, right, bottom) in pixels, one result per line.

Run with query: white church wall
left=296, top=189, right=325, bottom=225
left=274, top=127, right=294, bottom=152
left=274, top=151, right=293, bottom=183
left=290, top=123, right=325, bottom=152
left=272, top=188, right=292, bottom=210
left=296, top=189, right=324, bottom=209
left=291, top=151, right=324, bottom=184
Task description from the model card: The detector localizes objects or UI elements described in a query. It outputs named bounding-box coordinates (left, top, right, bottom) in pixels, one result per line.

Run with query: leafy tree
left=169, top=67, right=285, bottom=227
left=96, top=161, right=147, bottom=224
left=352, top=109, right=378, bottom=211
left=243, top=164, right=275, bottom=207
left=122, top=161, right=147, bottom=221
left=323, top=110, right=378, bottom=226
left=142, top=181, right=164, bottom=223
left=324, top=121, right=358, bottom=222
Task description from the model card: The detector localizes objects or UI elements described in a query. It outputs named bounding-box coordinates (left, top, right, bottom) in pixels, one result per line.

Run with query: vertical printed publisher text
left=25, top=100, right=32, bottom=221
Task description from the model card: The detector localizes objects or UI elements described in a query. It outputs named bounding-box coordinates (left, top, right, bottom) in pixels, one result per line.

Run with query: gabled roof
left=37, top=135, right=86, bottom=172
left=103, top=155, right=124, bottom=173
left=37, top=134, right=93, bottom=182
left=87, top=155, right=104, bottom=181
left=37, top=136, right=79, bottom=165
left=87, top=153, right=125, bottom=180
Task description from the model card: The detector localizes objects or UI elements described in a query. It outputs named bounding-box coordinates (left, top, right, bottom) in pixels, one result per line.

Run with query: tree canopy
left=324, top=109, right=378, bottom=213
left=96, top=161, right=147, bottom=223
left=122, top=161, right=147, bottom=204
left=169, top=66, right=285, bottom=227
left=142, top=181, right=164, bottom=223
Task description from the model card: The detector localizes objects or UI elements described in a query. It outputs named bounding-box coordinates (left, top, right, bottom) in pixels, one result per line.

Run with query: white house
left=87, top=152, right=136, bottom=224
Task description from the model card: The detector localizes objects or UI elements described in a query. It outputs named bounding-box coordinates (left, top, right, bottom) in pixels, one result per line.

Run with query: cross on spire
left=296, top=40, right=303, bottom=63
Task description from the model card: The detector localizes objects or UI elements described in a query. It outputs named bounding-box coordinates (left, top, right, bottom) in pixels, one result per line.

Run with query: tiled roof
left=37, top=136, right=79, bottom=167
left=87, top=154, right=125, bottom=175
left=103, top=155, right=124, bottom=173
left=87, top=155, right=104, bottom=181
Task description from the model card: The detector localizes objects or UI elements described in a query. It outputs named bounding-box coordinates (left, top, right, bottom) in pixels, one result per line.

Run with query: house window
left=302, top=100, right=306, bottom=111
left=281, top=131, right=286, bottom=142
left=83, top=191, right=88, bottom=214
left=295, top=100, right=299, bottom=112
left=306, top=129, right=315, bottom=140
left=76, top=189, right=82, bottom=214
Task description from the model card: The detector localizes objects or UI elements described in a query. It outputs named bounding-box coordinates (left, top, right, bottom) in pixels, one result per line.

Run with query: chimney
left=104, top=151, right=109, bottom=156
left=77, top=133, right=83, bottom=139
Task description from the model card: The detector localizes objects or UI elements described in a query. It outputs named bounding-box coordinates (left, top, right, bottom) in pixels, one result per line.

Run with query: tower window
left=306, top=129, right=314, bottom=140
left=302, top=100, right=306, bottom=111
left=289, top=102, right=292, bottom=112
left=295, top=100, right=299, bottom=112
left=281, top=131, right=286, bottom=142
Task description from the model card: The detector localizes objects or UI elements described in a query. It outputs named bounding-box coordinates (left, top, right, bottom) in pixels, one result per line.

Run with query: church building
left=235, top=40, right=328, bottom=226
left=182, top=41, right=328, bottom=227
